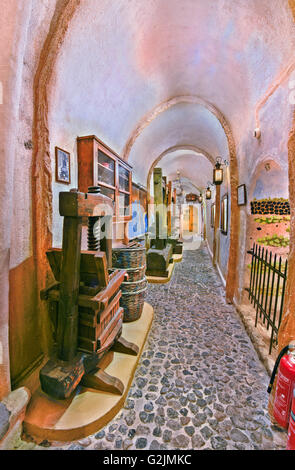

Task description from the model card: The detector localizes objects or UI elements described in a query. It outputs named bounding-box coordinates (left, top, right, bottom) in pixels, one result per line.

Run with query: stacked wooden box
left=78, top=271, right=125, bottom=354
left=44, top=249, right=126, bottom=357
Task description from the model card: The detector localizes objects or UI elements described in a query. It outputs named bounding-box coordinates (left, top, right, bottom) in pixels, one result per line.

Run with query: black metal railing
left=246, top=243, right=288, bottom=354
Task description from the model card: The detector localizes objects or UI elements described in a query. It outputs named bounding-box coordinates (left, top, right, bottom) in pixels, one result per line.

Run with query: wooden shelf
left=97, top=181, right=116, bottom=191
left=98, top=162, right=114, bottom=173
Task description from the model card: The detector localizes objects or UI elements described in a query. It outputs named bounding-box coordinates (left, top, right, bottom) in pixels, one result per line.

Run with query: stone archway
left=146, top=144, right=215, bottom=199
left=145, top=145, right=214, bottom=255
left=123, top=96, right=239, bottom=303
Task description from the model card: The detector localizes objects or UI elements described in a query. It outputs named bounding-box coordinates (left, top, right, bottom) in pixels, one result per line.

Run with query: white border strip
left=205, top=240, right=226, bottom=288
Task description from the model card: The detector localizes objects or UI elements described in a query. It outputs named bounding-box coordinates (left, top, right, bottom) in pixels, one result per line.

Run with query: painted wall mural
left=242, top=199, right=290, bottom=319
left=248, top=198, right=290, bottom=255
left=250, top=198, right=290, bottom=216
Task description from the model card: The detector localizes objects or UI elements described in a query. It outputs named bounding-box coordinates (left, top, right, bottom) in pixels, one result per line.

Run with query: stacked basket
left=111, top=245, right=147, bottom=322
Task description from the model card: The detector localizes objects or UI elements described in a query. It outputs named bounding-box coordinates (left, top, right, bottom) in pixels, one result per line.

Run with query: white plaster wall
left=205, top=186, right=216, bottom=257
left=238, top=83, right=292, bottom=197
left=218, top=167, right=231, bottom=278
left=10, top=0, right=58, bottom=269
left=235, top=81, right=294, bottom=296
left=0, top=0, right=60, bottom=398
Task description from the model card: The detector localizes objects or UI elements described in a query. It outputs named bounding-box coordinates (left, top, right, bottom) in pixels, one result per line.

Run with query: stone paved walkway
left=19, top=245, right=287, bottom=450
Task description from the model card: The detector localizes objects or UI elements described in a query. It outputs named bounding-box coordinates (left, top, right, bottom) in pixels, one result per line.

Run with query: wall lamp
left=213, top=157, right=229, bottom=185
left=206, top=182, right=215, bottom=200
left=206, top=186, right=212, bottom=200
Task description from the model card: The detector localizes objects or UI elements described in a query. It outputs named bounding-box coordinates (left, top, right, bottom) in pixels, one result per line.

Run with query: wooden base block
left=112, top=336, right=139, bottom=356
left=81, top=369, right=124, bottom=396
left=147, top=255, right=178, bottom=284
left=80, top=351, right=124, bottom=396
left=168, top=239, right=183, bottom=255
left=39, top=355, right=85, bottom=400
left=146, top=244, right=174, bottom=278
left=23, top=303, right=154, bottom=443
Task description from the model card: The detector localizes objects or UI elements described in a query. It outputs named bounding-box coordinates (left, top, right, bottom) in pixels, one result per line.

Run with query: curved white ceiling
left=153, top=150, right=213, bottom=193
left=50, top=0, right=295, bottom=185
left=173, top=176, right=203, bottom=196
left=129, top=103, right=227, bottom=185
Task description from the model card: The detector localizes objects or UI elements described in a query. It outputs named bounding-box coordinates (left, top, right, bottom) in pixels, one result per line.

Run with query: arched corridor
left=17, top=245, right=287, bottom=450
left=1, top=0, right=295, bottom=454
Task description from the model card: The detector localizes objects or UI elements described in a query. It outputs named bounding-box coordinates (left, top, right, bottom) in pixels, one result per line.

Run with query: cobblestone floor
left=20, top=245, right=287, bottom=451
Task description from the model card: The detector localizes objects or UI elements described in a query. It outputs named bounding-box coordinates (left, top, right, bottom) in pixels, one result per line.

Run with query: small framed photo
left=237, top=184, right=247, bottom=206
left=220, top=194, right=228, bottom=235
left=55, top=147, right=71, bottom=184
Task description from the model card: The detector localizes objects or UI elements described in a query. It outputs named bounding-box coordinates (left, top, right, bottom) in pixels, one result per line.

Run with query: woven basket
left=112, top=247, right=146, bottom=269
left=120, top=286, right=147, bottom=322
left=126, top=265, right=146, bottom=282
left=121, top=277, right=147, bottom=294
left=111, top=264, right=146, bottom=282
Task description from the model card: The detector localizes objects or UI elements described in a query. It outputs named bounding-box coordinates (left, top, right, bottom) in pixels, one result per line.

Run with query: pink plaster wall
left=0, top=0, right=58, bottom=396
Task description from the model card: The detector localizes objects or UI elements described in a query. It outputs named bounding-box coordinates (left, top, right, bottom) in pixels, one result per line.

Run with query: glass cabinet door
left=99, top=185, right=115, bottom=207
left=118, top=164, right=130, bottom=192
left=97, top=150, right=115, bottom=187
left=118, top=192, right=131, bottom=218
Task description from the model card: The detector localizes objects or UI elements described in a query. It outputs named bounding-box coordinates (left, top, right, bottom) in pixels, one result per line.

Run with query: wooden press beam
left=56, top=215, right=82, bottom=361
left=56, top=190, right=114, bottom=362
left=167, top=181, right=172, bottom=238
left=59, top=191, right=113, bottom=218
left=154, top=168, right=166, bottom=250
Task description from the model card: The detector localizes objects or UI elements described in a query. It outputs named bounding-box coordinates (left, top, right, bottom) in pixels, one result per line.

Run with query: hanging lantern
left=198, top=194, right=203, bottom=204
left=206, top=187, right=212, bottom=200
left=213, top=157, right=223, bottom=185
left=186, top=193, right=198, bottom=202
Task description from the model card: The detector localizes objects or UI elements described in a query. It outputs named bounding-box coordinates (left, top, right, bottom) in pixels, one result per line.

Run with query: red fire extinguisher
left=267, top=343, right=295, bottom=430
left=287, top=389, right=295, bottom=450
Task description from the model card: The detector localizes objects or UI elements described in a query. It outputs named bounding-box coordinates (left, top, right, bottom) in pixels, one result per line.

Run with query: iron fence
left=246, top=243, right=288, bottom=354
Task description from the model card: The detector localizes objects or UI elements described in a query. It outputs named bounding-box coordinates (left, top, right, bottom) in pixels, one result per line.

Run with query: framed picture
left=220, top=194, right=228, bottom=235
left=55, top=147, right=71, bottom=184
left=237, top=184, right=247, bottom=206
left=211, top=203, right=216, bottom=228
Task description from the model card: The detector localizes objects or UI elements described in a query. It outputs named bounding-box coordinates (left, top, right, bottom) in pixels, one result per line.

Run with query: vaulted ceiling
left=152, top=150, right=213, bottom=194
left=50, top=0, right=295, bottom=190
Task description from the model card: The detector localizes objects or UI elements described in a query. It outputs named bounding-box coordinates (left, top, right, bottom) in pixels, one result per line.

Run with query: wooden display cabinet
left=77, top=135, right=132, bottom=245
